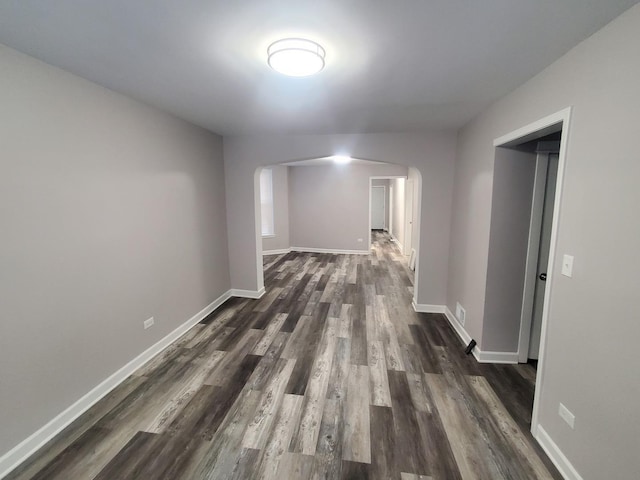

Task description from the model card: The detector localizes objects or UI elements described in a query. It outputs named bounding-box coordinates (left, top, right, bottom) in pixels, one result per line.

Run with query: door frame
left=493, top=107, right=572, bottom=437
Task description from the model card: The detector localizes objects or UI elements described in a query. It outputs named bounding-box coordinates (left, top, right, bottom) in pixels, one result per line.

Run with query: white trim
left=290, top=247, right=370, bottom=255
left=443, top=306, right=473, bottom=346
left=494, top=109, right=566, bottom=147
left=229, top=287, right=266, bottom=299
left=389, top=235, right=404, bottom=254
left=262, top=248, right=292, bottom=256
left=536, top=425, right=584, bottom=480
left=474, top=350, right=519, bottom=364
left=403, top=178, right=415, bottom=258
left=413, top=304, right=519, bottom=366
left=389, top=184, right=394, bottom=247
left=368, top=179, right=372, bottom=253
left=409, top=168, right=423, bottom=313
left=0, top=290, right=233, bottom=480
left=254, top=168, right=266, bottom=295
left=493, top=107, right=572, bottom=435
left=442, top=306, right=517, bottom=364
left=412, top=302, right=446, bottom=314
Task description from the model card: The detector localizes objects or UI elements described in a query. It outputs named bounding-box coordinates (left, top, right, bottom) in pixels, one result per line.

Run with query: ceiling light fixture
left=333, top=155, right=352, bottom=164
left=267, top=38, right=326, bottom=77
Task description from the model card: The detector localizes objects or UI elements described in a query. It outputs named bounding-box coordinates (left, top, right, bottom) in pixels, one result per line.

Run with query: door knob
left=539, top=273, right=547, bottom=281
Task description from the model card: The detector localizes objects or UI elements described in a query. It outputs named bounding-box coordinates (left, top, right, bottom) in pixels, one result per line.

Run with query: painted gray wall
left=408, top=167, right=422, bottom=263
left=447, top=4, right=640, bottom=477
left=289, top=164, right=406, bottom=251
left=0, top=45, right=230, bottom=458
left=482, top=148, right=536, bottom=352
left=371, top=179, right=390, bottom=229
left=261, top=165, right=290, bottom=252
left=224, top=133, right=457, bottom=305
left=390, top=178, right=406, bottom=251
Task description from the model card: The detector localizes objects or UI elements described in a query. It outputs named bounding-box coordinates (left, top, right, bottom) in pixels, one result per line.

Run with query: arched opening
left=252, top=157, right=423, bottom=308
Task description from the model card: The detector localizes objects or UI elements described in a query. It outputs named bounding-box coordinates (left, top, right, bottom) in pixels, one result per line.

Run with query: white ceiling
left=0, top=1, right=637, bottom=136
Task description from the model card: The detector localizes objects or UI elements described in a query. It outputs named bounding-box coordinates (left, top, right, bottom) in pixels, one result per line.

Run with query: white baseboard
left=536, top=425, right=584, bottom=480
left=442, top=306, right=517, bottom=364
left=475, top=350, right=519, bottom=364
left=290, top=246, right=370, bottom=255
left=229, top=287, right=266, bottom=299
left=412, top=302, right=446, bottom=313
left=262, top=248, right=292, bottom=256
left=443, top=306, right=474, bottom=346
left=389, top=235, right=404, bottom=254
left=0, top=289, right=233, bottom=480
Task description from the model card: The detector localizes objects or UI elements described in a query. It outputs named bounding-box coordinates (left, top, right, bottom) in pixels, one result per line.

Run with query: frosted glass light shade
left=267, top=38, right=325, bottom=77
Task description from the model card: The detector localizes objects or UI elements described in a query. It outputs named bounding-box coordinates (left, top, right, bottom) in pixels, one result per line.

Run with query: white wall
left=408, top=167, right=422, bottom=262
left=289, top=164, right=406, bottom=251
left=482, top=149, right=537, bottom=352
left=447, top=5, right=640, bottom=477
left=390, top=178, right=406, bottom=251
left=0, top=45, right=230, bottom=459
left=224, top=132, right=457, bottom=306
left=261, top=165, right=290, bottom=252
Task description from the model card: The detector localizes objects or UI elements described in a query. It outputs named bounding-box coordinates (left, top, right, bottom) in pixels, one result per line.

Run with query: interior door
left=371, top=186, right=385, bottom=230
left=529, top=153, right=559, bottom=359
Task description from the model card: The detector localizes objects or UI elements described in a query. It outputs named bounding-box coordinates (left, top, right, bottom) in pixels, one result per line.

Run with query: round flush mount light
left=267, top=38, right=326, bottom=77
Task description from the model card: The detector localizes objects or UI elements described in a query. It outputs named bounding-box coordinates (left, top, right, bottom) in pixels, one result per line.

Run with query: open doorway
left=488, top=107, right=572, bottom=436
left=370, top=184, right=386, bottom=231
left=521, top=141, right=560, bottom=363
left=254, top=161, right=423, bottom=307
left=369, top=176, right=417, bottom=271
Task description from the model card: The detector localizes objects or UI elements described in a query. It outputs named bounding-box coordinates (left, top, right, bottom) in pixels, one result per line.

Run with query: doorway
left=522, top=147, right=559, bottom=361
left=370, top=185, right=386, bottom=230
left=369, top=176, right=417, bottom=263
left=489, top=107, right=572, bottom=437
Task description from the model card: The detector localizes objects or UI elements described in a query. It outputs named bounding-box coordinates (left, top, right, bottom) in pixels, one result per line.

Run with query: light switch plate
left=561, top=254, right=574, bottom=277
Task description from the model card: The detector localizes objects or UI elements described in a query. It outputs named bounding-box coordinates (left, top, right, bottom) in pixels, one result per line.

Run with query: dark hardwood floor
left=7, top=231, right=561, bottom=479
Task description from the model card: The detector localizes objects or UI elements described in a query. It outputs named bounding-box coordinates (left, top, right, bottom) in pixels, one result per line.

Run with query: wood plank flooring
left=7, top=231, right=562, bottom=480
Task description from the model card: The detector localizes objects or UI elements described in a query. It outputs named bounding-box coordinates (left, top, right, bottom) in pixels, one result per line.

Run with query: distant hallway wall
left=289, top=164, right=407, bottom=252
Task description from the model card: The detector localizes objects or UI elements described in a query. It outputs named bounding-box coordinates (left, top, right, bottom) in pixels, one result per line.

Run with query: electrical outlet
left=455, top=302, right=466, bottom=326
left=558, top=403, right=575, bottom=429
left=144, top=317, right=155, bottom=330
left=357, top=238, right=363, bottom=243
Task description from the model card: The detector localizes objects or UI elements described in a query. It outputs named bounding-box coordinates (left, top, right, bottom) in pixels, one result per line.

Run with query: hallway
left=9, top=232, right=560, bottom=479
